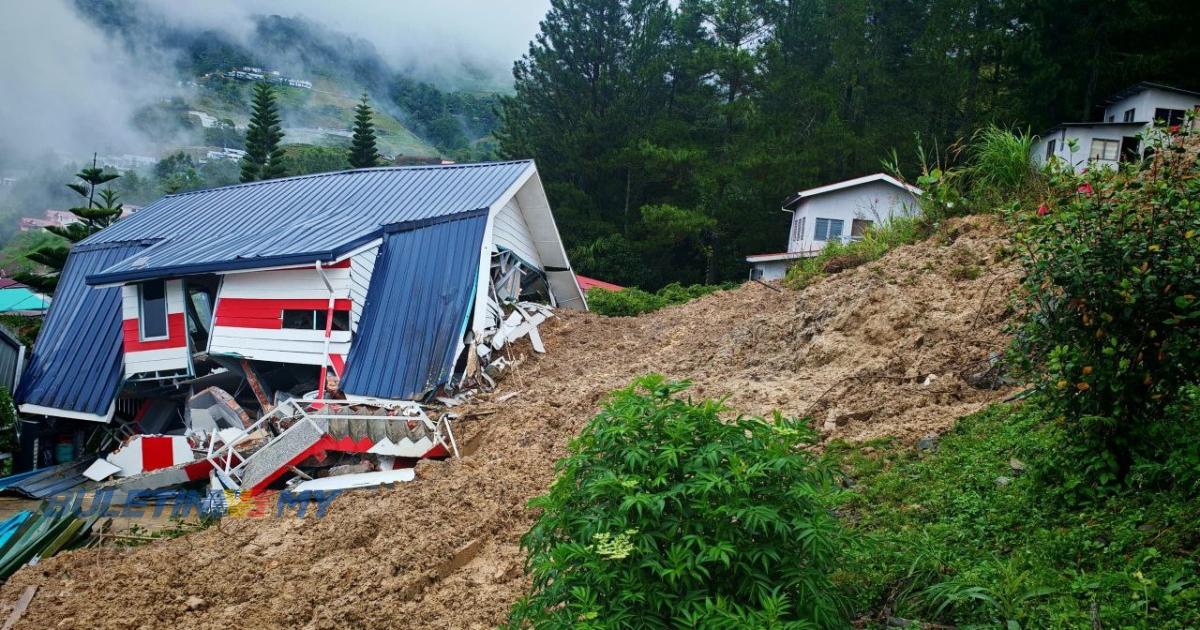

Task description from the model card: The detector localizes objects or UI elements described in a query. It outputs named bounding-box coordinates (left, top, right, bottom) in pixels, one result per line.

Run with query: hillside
left=0, top=215, right=1017, bottom=628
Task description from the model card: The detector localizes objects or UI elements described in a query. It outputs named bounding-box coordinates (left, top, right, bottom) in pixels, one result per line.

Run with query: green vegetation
left=240, top=82, right=287, bottom=183
left=498, top=0, right=1199, bottom=289
left=830, top=397, right=1199, bottom=628
left=15, top=161, right=124, bottom=293
left=279, top=145, right=350, bottom=177
left=348, top=94, right=382, bottom=169
left=506, top=376, right=848, bottom=628
left=586, top=283, right=732, bottom=317
left=0, top=387, right=16, bottom=476
left=1008, top=125, right=1200, bottom=493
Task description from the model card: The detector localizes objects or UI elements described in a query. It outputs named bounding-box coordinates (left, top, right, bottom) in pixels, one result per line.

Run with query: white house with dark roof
left=1033, top=82, right=1200, bottom=173
left=746, top=173, right=922, bottom=281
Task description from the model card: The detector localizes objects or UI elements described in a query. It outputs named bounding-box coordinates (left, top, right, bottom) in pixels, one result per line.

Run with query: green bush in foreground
left=505, top=375, right=849, bottom=629
left=1009, top=127, right=1200, bottom=490
left=586, top=282, right=731, bottom=317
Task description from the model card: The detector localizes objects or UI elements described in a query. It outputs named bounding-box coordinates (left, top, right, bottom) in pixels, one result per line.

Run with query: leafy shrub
left=967, top=125, right=1038, bottom=199
left=586, top=282, right=731, bottom=317
left=505, top=375, right=849, bottom=629
left=1009, top=128, right=1200, bottom=487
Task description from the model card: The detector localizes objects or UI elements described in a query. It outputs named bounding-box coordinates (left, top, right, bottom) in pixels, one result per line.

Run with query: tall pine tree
left=240, top=82, right=287, bottom=182
left=16, top=156, right=124, bottom=293
left=348, top=93, right=382, bottom=168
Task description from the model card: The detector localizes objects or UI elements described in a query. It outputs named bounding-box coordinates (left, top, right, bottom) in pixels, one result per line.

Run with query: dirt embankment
left=0, top=215, right=1019, bottom=629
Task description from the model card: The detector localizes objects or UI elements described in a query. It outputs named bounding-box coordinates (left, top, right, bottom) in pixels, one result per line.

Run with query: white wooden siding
left=208, top=266, right=353, bottom=366
left=349, top=247, right=378, bottom=333
left=492, top=197, right=543, bottom=268
left=122, top=279, right=191, bottom=377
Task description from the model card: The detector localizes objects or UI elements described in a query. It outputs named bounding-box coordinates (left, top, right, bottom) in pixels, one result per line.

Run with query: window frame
left=1154, top=108, right=1186, bottom=126
left=1123, top=108, right=1136, bottom=122
left=790, top=215, right=806, bottom=243
left=1089, top=138, right=1120, bottom=162
left=281, top=309, right=350, bottom=332
left=138, top=279, right=170, bottom=341
left=1045, top=138, right=1056, bottom=159
left=813, top=217, right=845, bottom=242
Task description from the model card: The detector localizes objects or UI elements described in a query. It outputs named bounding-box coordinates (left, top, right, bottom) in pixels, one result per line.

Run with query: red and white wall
left=121, top=279, right=190, bottom=378
left=208, top=259, right=365, bottom=370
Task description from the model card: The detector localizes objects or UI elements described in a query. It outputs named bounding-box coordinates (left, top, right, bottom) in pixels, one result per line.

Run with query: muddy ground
left=0, top=215, right=1019, bottom=629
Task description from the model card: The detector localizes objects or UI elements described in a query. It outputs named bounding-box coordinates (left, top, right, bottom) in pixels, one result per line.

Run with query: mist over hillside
left=0, top=0, right=545, bottom=169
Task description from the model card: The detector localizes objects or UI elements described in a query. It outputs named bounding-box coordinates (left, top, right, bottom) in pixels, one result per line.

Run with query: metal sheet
left=15, top=243, right=146, bottom=416
left=81, top=161, right=533, bottom=284
left=341, top=212, right=489, bottom=400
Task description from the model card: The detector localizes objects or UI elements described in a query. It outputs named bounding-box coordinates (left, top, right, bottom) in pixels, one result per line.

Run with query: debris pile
left=1, top=216, right=1018, bottom=629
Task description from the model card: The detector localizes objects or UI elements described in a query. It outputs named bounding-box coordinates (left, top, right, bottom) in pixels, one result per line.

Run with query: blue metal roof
left=16, top=242, right=146, bottom=416
left=341, top=211, right=489, bottom=400
left=83, top=161, right=533, bottom=285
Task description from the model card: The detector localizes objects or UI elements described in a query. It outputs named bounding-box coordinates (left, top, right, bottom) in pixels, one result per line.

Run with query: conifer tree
left=240, top=82, right=287, bottom=182
left=348, top=93, right=382, bottom=168
left=16, top=157, right=124, bottom=293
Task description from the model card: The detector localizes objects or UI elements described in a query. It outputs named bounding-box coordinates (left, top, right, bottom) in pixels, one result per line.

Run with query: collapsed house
left=11, top=160, right=584, bottom=494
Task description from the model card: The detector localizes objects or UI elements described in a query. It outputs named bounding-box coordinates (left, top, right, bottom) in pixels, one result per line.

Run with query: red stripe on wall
left=213, top=316, right=283, bottom=330
left=122, top=313, right=188, bottom=353
left=141, top=436, right=174, bottom=471
left=216, top=298, right=351, bottom=319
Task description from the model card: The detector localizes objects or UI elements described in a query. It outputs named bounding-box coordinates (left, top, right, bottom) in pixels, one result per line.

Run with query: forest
left=496, top=0, right=1200, bottom=287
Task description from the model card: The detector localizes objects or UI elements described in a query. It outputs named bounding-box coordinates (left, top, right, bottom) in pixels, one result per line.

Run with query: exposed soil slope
left=1, top=215, right=1018, bottom=629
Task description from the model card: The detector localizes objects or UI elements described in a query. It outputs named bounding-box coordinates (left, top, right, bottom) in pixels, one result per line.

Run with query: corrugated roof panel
left=341, top=212, right=489, bottom=400
left=83, top=161, right=531, bottom=284
left=16, top=243, right=146, bottom=416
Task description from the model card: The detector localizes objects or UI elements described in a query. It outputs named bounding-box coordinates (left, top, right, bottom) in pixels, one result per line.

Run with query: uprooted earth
left=0, top=215, right=1020, bottom=629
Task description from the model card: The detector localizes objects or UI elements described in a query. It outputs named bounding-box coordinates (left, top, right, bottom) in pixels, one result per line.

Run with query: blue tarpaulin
left=341, top=211, right=489, bottom=400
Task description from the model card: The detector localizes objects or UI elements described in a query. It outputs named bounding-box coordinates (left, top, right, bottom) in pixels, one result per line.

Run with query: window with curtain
left=813, top=218, right=844, bottom=241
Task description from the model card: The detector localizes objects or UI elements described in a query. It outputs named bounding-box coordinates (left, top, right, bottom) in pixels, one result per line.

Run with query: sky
left=0, top=0, right=550, bottom=165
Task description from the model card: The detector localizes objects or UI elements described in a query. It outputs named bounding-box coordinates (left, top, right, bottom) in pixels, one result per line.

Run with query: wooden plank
left=3, top=585, right=36, bottom=630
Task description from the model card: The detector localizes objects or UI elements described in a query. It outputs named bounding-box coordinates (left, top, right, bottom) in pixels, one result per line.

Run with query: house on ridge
left=745, top=173, right=922, bottom=281
left=14, top=161, right=585, bottom=469
left=1032, top=82, right=1200, bottom=173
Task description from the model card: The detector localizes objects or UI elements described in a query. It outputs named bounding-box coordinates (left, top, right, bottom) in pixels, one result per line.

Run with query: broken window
left=282, top=309, right=349, bottom=331
left=851, top=219, right=873, bottom=239
left=139, top=279, right=168, bottom=340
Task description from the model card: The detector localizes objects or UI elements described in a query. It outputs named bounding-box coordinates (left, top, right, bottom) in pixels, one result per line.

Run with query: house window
left=1045, top=139, right=1056, bottom=159
left=813, top=218, right=844, bottom=241
left=749, top=267, right=764, bottom=281
left=1089, top=138, right=1120, bottom=161
left=851, top=219, right=874, bottom=239
left=790, top=216, right=806, bottom=242
left=1154, top=108, right=1186, bottom=126
left=282, top=309, right=349, bottom=332
left=1123, top=108, right=1136, bottom=122
left=139, top=280, right=169, bottom=340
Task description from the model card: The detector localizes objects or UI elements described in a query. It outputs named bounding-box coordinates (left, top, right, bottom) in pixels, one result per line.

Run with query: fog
left=0, top=0, right=548, bottom=167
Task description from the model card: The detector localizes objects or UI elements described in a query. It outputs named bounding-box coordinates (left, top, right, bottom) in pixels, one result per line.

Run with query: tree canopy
left=240, top=82, right=287, bottom=182
left=498, top=0, right=1200, bottom=288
